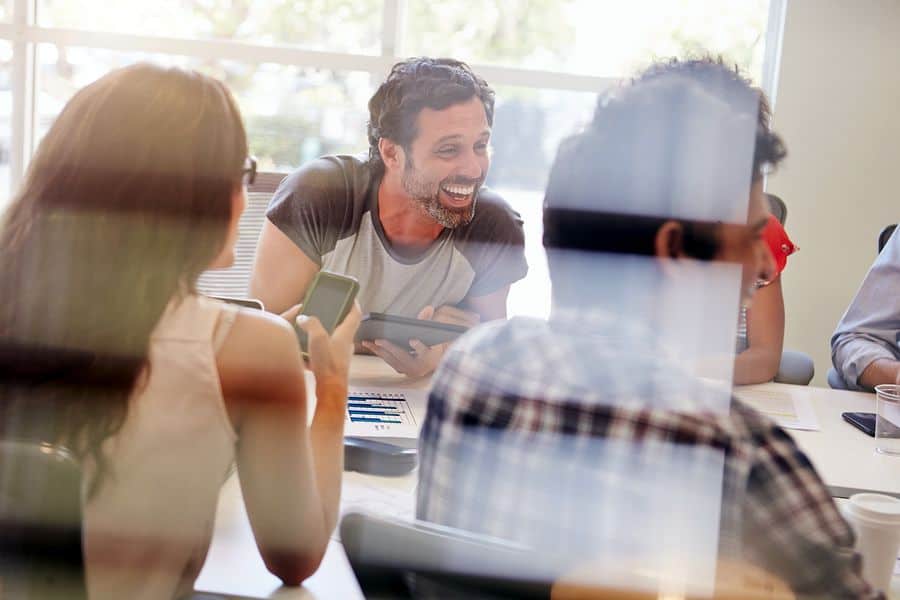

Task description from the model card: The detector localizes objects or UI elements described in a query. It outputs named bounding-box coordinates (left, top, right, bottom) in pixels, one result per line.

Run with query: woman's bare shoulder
left=216, top=309, right=306, bottom=403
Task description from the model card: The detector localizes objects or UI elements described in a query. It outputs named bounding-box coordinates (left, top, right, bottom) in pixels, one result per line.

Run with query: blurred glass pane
left=489, top=86, right=596, bottom=320
left=34, top=45, right=371, bottom=171
left=0, top=0, right=10, bottom=22
left=38, top=0, right=383, bottom=55
left=406, top=0, right=771, bottom=81
left=0, top=41, right=10, bottom=207
left=488, top=86, right=596, bottom=191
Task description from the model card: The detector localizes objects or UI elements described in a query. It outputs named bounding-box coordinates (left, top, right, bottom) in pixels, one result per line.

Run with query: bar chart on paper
left=345, top=389, right=423, bottom=438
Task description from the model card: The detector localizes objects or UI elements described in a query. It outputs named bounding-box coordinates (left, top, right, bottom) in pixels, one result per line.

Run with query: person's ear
left=654, top=220, right=685, bottom=259
left=379, top=138, right=404, bottom=172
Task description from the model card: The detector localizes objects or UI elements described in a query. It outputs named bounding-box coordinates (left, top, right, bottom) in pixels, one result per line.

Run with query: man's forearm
left=857, top=358, right=900, bottom=389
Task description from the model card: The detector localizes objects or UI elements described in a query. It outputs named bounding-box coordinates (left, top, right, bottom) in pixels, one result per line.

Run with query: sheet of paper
left=734, top=387, right=820, bottom=431
left=344, top=388, right=427, bottom=439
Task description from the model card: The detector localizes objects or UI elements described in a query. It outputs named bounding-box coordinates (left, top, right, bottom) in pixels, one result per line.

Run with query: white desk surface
left=745, top=382, right=899, bottom=500
left=196, top=362, right=900, bottom=599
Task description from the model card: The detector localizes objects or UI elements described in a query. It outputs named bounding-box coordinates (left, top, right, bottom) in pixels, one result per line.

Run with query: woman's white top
left=83, top=294, right=238, bottom=600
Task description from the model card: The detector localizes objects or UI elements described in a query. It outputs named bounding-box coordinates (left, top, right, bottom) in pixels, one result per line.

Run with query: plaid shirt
left=417, top=312, right=877, bottom=598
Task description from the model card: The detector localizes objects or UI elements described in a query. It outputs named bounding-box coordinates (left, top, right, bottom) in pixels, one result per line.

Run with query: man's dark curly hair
left=624, top=56, right=786, bottom=182
left=543, top=55, right=788, bottom=275
left=366, top=57, right=495, bottom=175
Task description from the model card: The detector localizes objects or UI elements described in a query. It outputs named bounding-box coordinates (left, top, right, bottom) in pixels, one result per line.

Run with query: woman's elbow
left=262, top=547, right=327, bottom=586
left=733, top=348, right=781, bottom=385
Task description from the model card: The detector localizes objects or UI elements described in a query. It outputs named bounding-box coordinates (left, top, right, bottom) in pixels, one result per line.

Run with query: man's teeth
left=442, top=184, right=474, bottom=196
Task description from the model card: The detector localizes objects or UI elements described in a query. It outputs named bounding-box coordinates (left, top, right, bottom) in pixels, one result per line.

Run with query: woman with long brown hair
left=0, top=63, right=358, bottom=598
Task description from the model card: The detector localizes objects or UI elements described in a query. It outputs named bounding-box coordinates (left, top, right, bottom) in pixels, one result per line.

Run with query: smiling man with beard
left=251, top=58, right=527, bottom=376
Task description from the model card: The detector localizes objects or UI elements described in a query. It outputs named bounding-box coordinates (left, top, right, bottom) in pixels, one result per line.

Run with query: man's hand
left=430, top=304, right=480, bottom=328
left=361, top=338, right=444, bottom=379
left=361, top=305, right=479, bottom=378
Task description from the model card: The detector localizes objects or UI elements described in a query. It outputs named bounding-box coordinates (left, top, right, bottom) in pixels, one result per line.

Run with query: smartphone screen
left=296, top=272, right=358, bottom=355
left=302, top=275, right=356, bottom=332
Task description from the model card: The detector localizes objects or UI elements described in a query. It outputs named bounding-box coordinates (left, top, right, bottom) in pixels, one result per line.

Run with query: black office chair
left=341, top=511, right=551, bottom=599
left=340, top=513, right=793, bottom=600
left=878, top=224, right=897, bottom=254
left=0, top=439, right=87, bottom=600
left=765, top=193, right=787, bottom=226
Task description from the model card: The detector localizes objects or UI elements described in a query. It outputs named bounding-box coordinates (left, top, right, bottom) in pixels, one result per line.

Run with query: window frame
left=0, top=0, right=787, bottom=198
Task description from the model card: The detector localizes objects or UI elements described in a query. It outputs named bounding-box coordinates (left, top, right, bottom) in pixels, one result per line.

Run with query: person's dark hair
left=366, top=57, right=495, bottom=175
left=0, top=63, right=247, bottom=494
left=543, top=56, right=786, bottom=305
left=626, top=56, right=786, bottom=183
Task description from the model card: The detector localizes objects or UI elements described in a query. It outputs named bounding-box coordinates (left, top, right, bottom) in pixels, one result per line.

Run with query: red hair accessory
left=762, top=214, right=797, bottom=275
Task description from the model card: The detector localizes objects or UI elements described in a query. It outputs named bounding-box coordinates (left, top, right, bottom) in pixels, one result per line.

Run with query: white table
left=744, top=382, right=900, bottom=499
left=195, top=368, right=900, bottom=599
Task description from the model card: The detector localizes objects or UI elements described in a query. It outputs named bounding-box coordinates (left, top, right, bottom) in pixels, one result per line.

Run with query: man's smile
left=439, top=181, right=478, bottom=207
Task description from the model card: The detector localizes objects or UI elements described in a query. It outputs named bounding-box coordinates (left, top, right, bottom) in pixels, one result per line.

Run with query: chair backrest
left=878, top=224, right=896, bottom=254
left=765, top=193, right=787, bottom=226
left=0, top=439, right=86, bottom=600
left=196, top=171, right=287, bottom=299
left=341, top=512, right=794, bottom=599
left=341, top=511, right=550, bottom=599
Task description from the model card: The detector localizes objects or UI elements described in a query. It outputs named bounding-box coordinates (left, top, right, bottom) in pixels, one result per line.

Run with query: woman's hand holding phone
left=295, top=302, right=361, bottom=396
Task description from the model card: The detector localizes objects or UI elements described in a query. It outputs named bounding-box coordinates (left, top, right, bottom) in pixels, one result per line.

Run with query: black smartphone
left=296, top=271, right=359, bottom=356
left=842, top=412, right=877, bottom=437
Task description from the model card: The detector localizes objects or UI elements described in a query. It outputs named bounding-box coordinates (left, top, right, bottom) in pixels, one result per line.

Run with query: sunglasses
left=242, top=156, right=257, bottom=187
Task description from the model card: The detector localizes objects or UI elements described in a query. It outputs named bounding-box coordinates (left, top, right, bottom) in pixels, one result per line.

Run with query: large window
left=34, top=45, right=371, bottom=170
left=0, top=41, right=10, bottom=205
left=406, top=0, right=771, bottom=80
left=0, top=0, right=785, bottom=316
left=39, top=0, right=384, bottom=54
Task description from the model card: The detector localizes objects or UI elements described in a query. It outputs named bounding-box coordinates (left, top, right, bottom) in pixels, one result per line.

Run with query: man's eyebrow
left=433, top=134, right=463, bottom=145
left=432, top=130, right=491, bottom=146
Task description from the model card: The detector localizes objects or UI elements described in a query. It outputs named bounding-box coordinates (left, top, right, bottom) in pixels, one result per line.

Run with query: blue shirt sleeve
left=831, top=228, right=900, bottom=390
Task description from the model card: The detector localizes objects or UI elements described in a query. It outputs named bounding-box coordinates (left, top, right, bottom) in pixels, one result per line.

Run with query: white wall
left=767, top=0, right=900, bottom=386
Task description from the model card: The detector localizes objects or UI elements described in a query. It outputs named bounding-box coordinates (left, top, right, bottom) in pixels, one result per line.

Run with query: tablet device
left=355, top=313, right=467, bottom=348
left=208, top=295, right=264, bottom=310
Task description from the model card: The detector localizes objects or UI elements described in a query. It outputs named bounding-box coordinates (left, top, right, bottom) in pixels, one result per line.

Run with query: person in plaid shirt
left=417, top=58, right=877, bottom=598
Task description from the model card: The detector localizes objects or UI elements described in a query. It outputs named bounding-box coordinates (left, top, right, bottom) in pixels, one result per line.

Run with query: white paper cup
left=842, top=493, right=900, bottom=593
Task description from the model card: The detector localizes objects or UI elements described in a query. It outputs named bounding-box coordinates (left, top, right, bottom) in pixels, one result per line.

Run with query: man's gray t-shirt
left=266, top=155, right=528, bottom=318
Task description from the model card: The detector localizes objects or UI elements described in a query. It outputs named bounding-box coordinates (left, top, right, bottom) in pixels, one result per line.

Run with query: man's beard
left=401, top=157, right=480, bottom=229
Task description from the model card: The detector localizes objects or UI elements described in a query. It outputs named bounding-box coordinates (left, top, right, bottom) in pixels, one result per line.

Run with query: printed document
left=734, top=386, right=820, bottom=431
left=344, top=388, right=427, bottom=439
